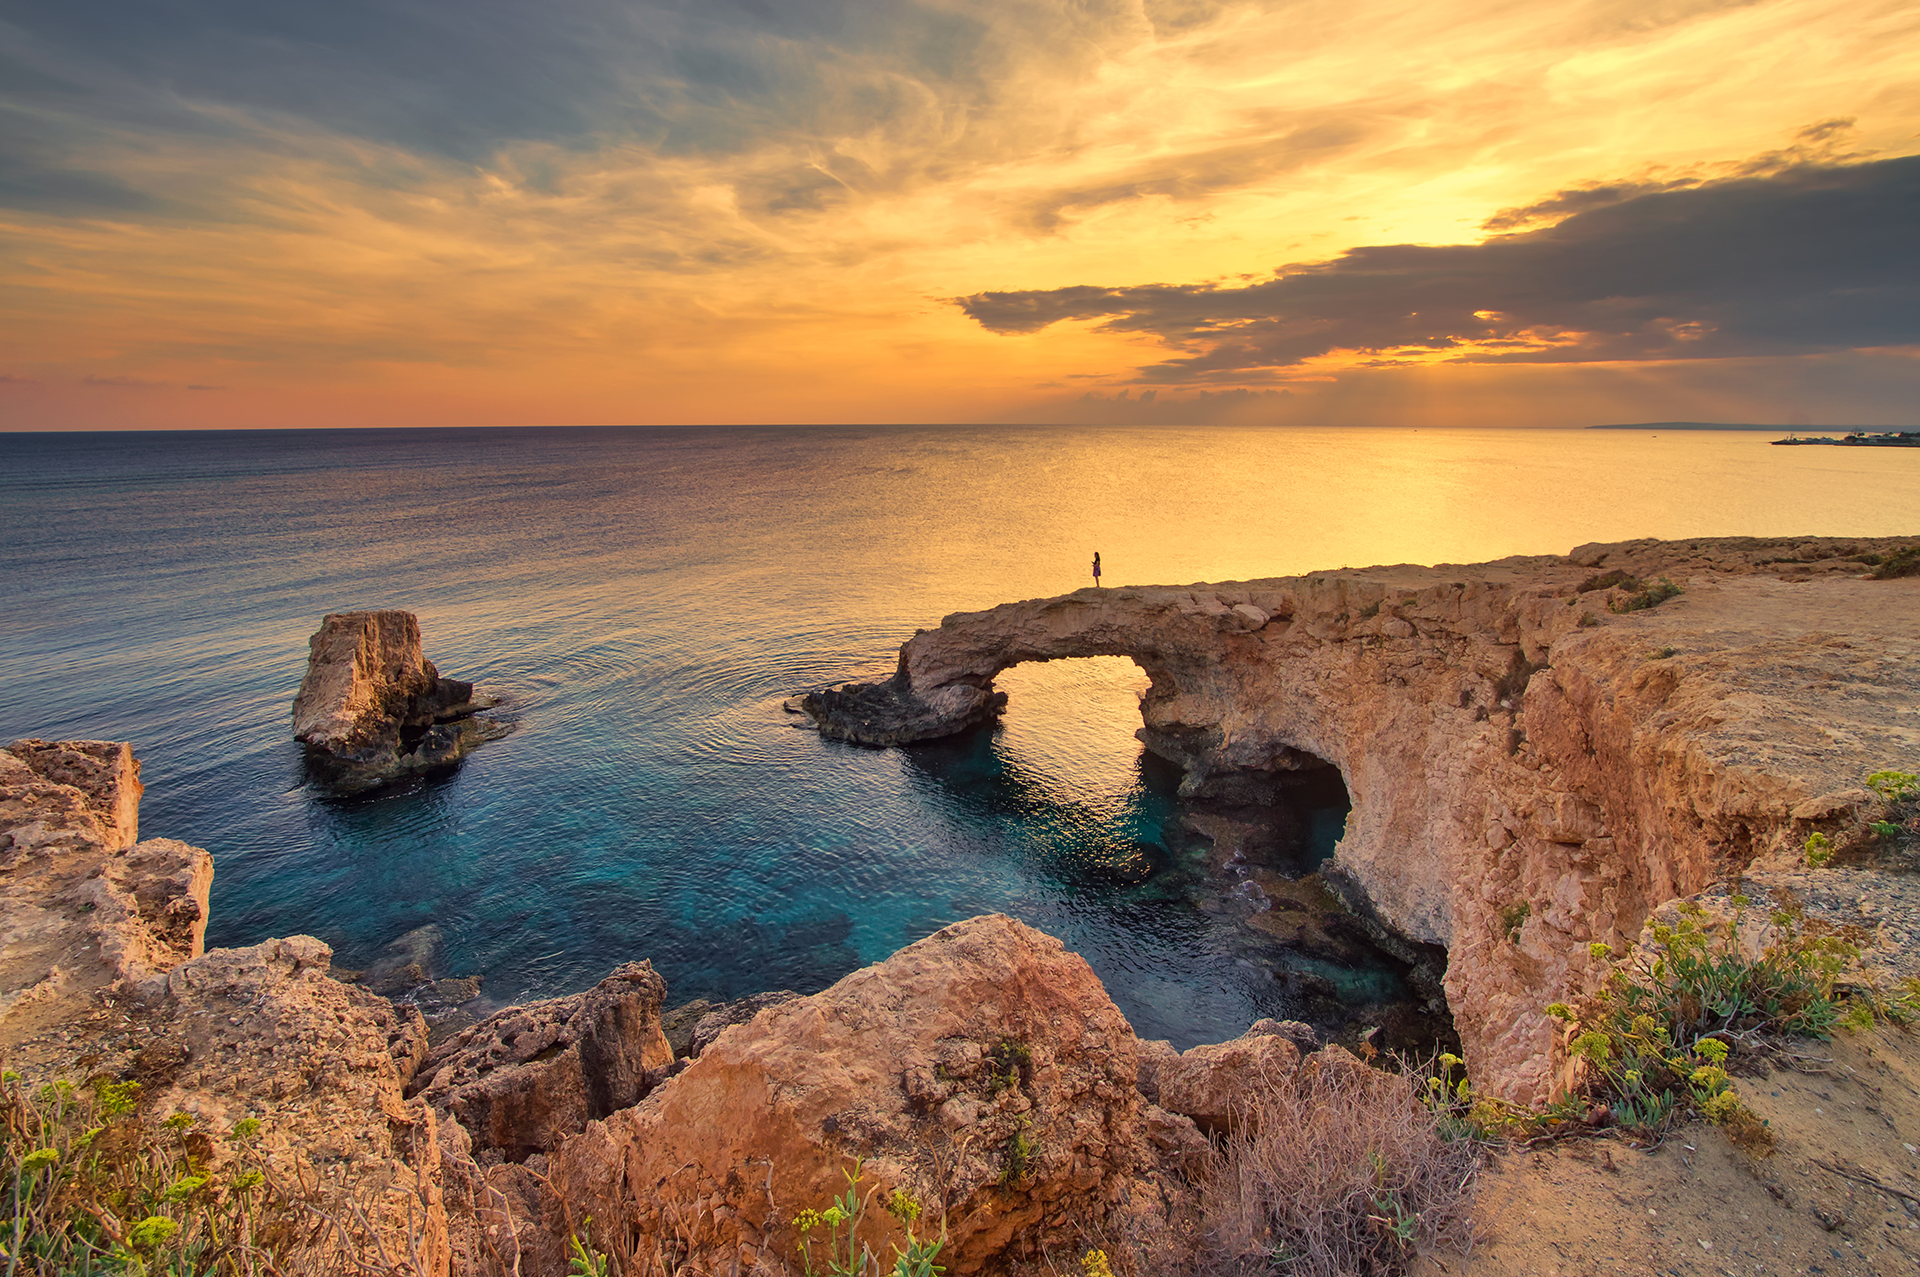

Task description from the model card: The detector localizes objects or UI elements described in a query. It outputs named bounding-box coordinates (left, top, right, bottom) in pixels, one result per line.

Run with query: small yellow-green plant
left=1804, top=831, right=1834, bottom=868
left=1000, top=1120, right=1037, bottom=1187
left=1866, top=770, right=1918, bottom=803
left=793, top=1159, right=944, bottom=1277
left=1551, top=898, right=1862, bottom=1147
left=567, top=1215, right=610, bottom=1277
left=2, top=1071, right=285, bottom=1275
left=1080, top=1249, right=1115, bottom=1277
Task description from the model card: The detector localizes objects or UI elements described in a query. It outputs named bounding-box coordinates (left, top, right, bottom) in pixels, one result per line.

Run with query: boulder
left=146, top=936, right=449, bottom=1276
left=410, top=961, right=673, bottom=1162
left=1137, top=1026, right=1302, bottom=1135
left=84, top=837, right=214, bottom=996
left=535, top=915, right=1146, bottom=1277
left=291, top=610, right=508, bottom=791
left=1, top=738, right=142, bottom=862
left=0, top=741, right=208, bottom=1035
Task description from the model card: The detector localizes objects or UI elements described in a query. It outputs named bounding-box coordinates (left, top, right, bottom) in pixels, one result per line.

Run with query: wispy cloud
left=82, top=374, right=169, bottom=388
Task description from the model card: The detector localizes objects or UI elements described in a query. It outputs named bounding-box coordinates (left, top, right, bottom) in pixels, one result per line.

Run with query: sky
left=2, top=0, right=1917, bottom=430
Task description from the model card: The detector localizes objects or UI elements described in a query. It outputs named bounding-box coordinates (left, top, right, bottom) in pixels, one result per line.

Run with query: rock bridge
left=801, top=537, right=1920, bottom=1098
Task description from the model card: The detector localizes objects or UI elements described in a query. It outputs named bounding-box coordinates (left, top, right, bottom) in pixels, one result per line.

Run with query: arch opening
left=908, top=655, right=1455, bottom=1057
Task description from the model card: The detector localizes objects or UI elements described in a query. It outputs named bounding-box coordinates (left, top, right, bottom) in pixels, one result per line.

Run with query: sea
left=3, top=424, right=1915, bottom=1048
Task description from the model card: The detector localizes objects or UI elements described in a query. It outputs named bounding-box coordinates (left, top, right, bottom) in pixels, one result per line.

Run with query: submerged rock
left=292, top=610, right=509, bottom=791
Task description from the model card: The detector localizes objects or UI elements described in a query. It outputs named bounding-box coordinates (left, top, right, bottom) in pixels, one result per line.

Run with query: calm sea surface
left=3, top=425, right=1915, bottom=1046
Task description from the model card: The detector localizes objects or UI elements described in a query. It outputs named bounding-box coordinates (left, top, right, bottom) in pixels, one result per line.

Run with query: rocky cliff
left=800, top=537, right=1920, bottom=1099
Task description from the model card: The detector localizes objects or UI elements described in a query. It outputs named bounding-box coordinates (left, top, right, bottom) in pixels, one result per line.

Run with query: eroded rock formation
left=0, top=739, right=209, bottom=1031
left=411, top=961, right=674, bottom=1162
left=799, top=537, right=1920, bottom=1099
left=0, top=741, right=447, bottom=1273
left=293, top=610, right=509, bottom=791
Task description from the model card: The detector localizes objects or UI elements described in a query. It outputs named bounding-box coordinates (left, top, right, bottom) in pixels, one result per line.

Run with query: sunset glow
left=3, top=0, right=1917, bottom=429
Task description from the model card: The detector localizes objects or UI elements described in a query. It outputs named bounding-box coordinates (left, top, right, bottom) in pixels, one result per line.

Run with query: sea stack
left=292, top=610, right=507, bottom=791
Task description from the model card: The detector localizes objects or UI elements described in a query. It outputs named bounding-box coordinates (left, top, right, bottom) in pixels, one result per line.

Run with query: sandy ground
left=1420, top=1024, right=1920, bottom=1277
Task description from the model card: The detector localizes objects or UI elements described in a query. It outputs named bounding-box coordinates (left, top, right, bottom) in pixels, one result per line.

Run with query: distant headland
left=1587, top=421, right=1784, bottom=430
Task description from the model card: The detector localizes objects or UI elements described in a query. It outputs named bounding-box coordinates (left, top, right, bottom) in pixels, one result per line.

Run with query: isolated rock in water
left=292, top=610, right=508, bottom=790
left=538, top=915, right=1146, bottom=1277
left=356, top=923, right=447, bottom=994
left=798, top=650, right=1007, bottom=746
left=410, top=961, right=672, bottom=1162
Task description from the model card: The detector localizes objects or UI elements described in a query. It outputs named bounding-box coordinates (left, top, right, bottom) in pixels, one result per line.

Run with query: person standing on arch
left=1092, top=551, right=1102, bottom=588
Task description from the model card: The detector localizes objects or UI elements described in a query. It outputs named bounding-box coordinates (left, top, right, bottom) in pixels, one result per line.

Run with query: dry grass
left=1199, top=1054, right=1481, bottom=1277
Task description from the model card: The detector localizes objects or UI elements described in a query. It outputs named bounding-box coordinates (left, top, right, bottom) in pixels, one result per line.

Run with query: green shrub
left=1868, top=546, right=1920, bottom=579
left=1, top=1069, right=438, bottom=1276
left=1804, top=831, right=1834, bottom=868
left=1, top=1072, right=285, bottom=1275
left=1866, top=770, right=1918, bottom=803
left=1547, top=897, right=1861, bottom=1149
left=1608, top=577, right=1683, bottom=613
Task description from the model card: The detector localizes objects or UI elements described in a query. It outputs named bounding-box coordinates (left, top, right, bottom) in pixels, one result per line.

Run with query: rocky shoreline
left=5, top=535, right=1919, bottom=1275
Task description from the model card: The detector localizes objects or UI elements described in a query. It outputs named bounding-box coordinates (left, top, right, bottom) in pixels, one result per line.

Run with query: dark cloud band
left=954, top=156, right=1920, bottom=380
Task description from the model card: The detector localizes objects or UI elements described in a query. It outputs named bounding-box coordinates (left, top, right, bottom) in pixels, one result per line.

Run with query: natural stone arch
left=801, top=538, right=1920, bottom=1100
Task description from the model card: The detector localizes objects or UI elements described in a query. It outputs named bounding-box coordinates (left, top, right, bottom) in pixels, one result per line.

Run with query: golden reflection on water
left=890, top=426, right=1920, bottom=613
left=992, top=656, right=1153, bottom=808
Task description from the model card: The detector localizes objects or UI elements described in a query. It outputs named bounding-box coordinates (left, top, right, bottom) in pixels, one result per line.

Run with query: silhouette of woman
left=1092, top=551, right=1102, bottom=587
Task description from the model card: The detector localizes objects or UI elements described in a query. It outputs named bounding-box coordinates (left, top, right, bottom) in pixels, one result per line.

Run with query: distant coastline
left=1769, top=430, right=1920, bottom=447
left=1587, top=422, right=1920, bottom=447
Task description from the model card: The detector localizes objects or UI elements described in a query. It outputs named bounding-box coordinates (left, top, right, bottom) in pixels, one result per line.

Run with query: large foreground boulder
left=526, top=915, right=1149, bottom=1276
left=292, top=611, right=508, bottom=791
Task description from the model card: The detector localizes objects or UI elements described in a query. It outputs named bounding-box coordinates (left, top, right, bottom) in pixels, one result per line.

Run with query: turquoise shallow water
left=3, top=424, right=1915, bottom=1046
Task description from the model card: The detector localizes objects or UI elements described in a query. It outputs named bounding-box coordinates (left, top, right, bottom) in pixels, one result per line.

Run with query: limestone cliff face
left=292, top=610, right=507, bottom=791
left=0, top=740, right=210, bottom=1030
left=0, top=744, right=451, bottom=1276
left=802, top=537, right=1920, bottom=1100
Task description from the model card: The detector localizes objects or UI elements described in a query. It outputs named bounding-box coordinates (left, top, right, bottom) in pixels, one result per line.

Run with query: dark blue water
left=7, top=424, right=1912, bottom=1045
